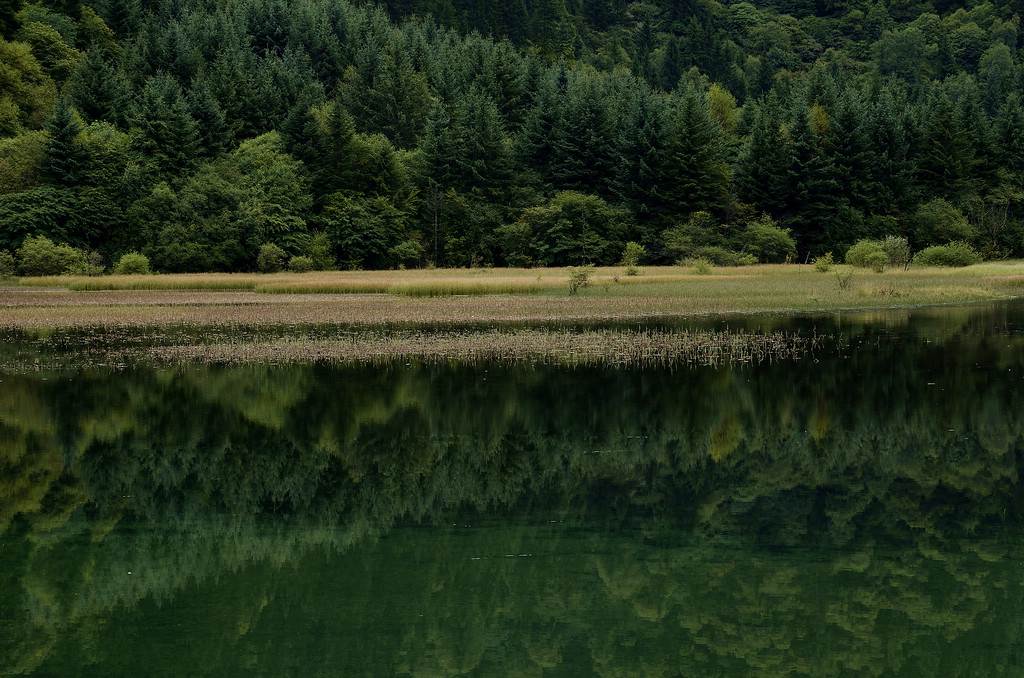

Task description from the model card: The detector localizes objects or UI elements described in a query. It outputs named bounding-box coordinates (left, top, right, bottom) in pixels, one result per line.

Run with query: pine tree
left=735, top=95, right=791, bottom=216
left=128, top=74, right=200, bottom=179
left=69, top=49, right=129, bottom=125
left=917, top=92, right=979, bottom=199
left=40, top=96, right=88, bottom=187
left=658, top=84, right=730, bottom=221
left=187, top=77, right=230, bottom=159
left=786, top=104, right=842, bottom=255
left=547, top=69, right=618, bottom=197
left=995, top=93, right=1024, bottom=178
left=864, top=87, right=914, bottom=214
left=611, top=89, right=669, bottom=226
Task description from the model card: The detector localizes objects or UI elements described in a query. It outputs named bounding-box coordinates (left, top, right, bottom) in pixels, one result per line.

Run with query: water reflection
left=2, top=304, right=1024, bottom=675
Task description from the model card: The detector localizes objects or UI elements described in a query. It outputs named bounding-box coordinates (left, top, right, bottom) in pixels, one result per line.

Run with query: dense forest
left=2, top=0, right=1024, bottom=271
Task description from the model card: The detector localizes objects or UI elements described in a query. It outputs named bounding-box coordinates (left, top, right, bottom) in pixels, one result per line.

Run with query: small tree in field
left=619, top=241, right=646, bottom=275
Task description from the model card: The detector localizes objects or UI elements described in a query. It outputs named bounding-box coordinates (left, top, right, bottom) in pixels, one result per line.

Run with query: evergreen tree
left=187, top=77, right=230, bottom=159
left=69, top=49, right=129, bottom=125
left=917, top=92, right=980, bottom=199
left=40, top=96, right=88, bottom=187
left=735, top=94, right=791, bottom=216
left=547, top=69, right=619, bottom=197
left=995, top=93, right=1024, bottom=178
left=128, top=74, right=200, bottom=179
left=658, top=84, right=731, bottom=221
left=786, top=104, right=842, bottom=255
left=611, top=89, right=669, bottom=229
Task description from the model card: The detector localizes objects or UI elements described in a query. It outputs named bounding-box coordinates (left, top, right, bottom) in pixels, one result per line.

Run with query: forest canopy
left=2, top=0, right=1024, bottom=272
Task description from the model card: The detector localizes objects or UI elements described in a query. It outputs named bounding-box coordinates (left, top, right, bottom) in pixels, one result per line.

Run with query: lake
left=2, top=302, right=1023, bottom=676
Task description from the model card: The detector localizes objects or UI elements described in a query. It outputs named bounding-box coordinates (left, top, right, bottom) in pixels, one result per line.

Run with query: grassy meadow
left=2, top=262, right=1021, bottom=367
left=2, top=263, right=1023, bottom=329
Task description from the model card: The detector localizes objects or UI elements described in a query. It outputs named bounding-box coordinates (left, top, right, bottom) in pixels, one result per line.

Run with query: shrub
left=812, top=252, right=834, bottom=272
left=742, top=216, right=797, bottom=263
left=17, top=234, right=87, bottom=276
left=567, top=264, right=593, bottom=295
left=688, top=257, right=713, bottom=275
left=911, top=198, right=976, bottom=247
left=0, top=249, right=15, bottom=279
left=112, top=252, right=151, bottom=275
left=879, top=236, right=912, bottom=270
left=66, top=250, right=105, bottom=276
left=682, top=246, right=756, bottom=267
left=288, top=255, right=314, bottom=273
left=835, top=268, right=853, bottom=290
left=914, top=241, right=982, bottom=267
left=864, top=250, right=888, bottom=273
left=619, top=241, right=646, bottom=267
left=845, top=240, right=889, bottom=269
left=389, top=239, right=425, bottom=269
left=257, top=243, right=287, bottom=273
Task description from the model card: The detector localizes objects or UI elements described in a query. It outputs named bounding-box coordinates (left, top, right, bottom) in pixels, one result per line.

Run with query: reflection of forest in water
left=2, top=304, right=1024, bottom=676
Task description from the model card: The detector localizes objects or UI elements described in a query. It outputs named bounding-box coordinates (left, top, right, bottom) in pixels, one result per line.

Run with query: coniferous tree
left=786, top=104, right=842, bottom=255
left=128, top=74, right=200, bottom=179
left=187, top=77, right=230, bottom=159
left=658, top=84, right=731, bottom=222
left=735, top=94, right=791, bottom=216
left=917, top=91, right=980, bottom=199
left=40, top=96, right=87, bottom=187
left=611, top=89, right=669, bottom=231
left=548, top=69, right=619, bottom=197
left=995, top=93, right=1024, bottom=178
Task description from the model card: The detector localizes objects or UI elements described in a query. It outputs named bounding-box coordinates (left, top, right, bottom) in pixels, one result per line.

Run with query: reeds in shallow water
left=119, top=328, right=822, bottom=368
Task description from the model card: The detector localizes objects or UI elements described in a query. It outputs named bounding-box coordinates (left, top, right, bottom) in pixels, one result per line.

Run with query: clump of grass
left=255, top=280, right=391, bottom=294
left=387, top=280, right=547, bottom=297
left=835, top=268, right=854, bottom=291
left=61, top=275, right=259, bottom=291
left=859, top=284, right=900, bottom=298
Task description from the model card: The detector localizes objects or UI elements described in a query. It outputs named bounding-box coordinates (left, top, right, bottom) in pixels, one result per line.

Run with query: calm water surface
left=2, top=303, right=1024, bottom=676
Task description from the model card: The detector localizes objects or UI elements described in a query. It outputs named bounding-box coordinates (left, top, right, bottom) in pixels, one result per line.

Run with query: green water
left=2, top=303, right=1024, bottom=676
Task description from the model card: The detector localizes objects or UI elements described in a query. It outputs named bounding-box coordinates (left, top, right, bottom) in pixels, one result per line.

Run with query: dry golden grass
left=2, top=262, right=1022, bottom=331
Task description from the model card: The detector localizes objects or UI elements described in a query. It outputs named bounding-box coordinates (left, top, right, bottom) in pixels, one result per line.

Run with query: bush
left=288, top=255, right=314, bottom=273
left=17, top=234, right=87, bottom=276
left=0, top=249, right=15, bottom=279
left=65, top=250, right=105, bottom=276
left=864, top=250, right=888, bottom=273
left=911, top=198, right=976, bottom=248
left=681, top=246, right=757, bottom=267
left=879, top=236, right=912, bottom=270
left=845, top=240, right=889, bottom=269
left=742, top=216, right=796, bottom=263
left=257, top=243, right=287, bottom=273
left=389, top=239, right=425, bottom=269
left=567, top=264, right=593, bottom=295
left=812, top=252, right=834, bottom=272
left=619, top=241, right=646, bottom=267
left=112, top=252, right=151, bottom=275
left=914, top=241, right=982, bottom=267
left=687, top=257, right=713, bottom=275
